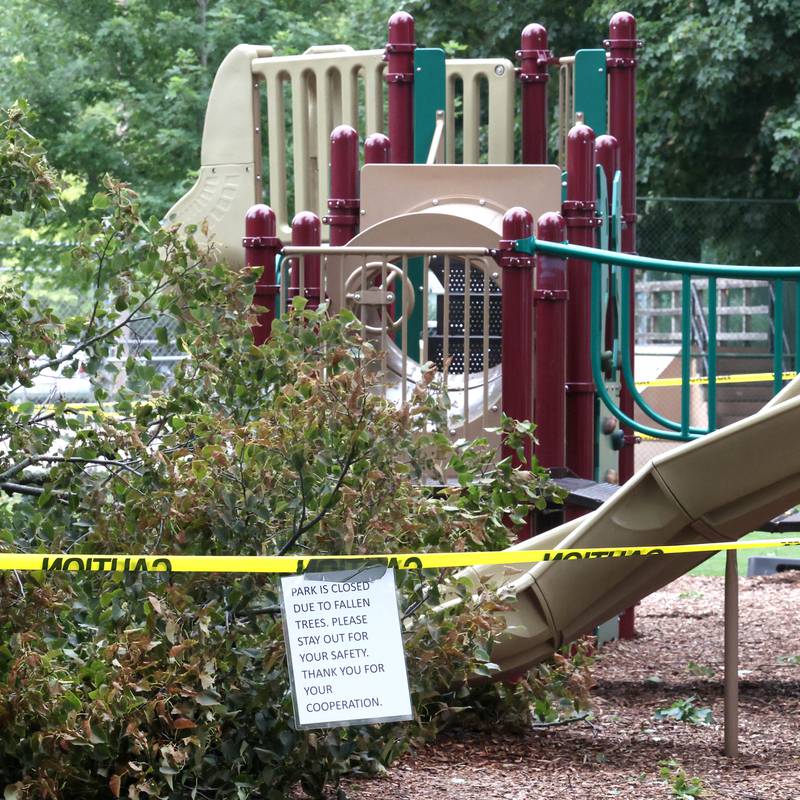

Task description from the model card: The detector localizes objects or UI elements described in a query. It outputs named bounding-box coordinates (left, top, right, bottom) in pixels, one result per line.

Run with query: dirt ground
left=343, top=572, right=800, bottom=800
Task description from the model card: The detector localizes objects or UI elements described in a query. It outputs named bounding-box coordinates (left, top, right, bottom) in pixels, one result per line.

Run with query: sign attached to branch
left=281, top=567, right=413, bottom=729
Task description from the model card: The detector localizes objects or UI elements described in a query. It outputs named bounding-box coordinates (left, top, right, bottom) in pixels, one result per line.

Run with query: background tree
left=3, top=1, right=799, bottom=259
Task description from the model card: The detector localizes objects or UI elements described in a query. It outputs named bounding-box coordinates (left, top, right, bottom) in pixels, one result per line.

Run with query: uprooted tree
left=0, top=103, right=590, bottom=799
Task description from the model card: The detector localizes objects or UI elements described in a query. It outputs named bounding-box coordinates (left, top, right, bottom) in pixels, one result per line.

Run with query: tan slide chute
left=457, top=381, right=800, bottom=676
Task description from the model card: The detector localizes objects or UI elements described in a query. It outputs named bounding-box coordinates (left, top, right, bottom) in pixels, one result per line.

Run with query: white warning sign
left=281, top=567, right=413, bottom=729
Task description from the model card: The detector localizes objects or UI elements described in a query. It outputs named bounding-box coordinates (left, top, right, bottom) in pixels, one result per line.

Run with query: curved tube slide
left=451, top=379, right=800, bottom=676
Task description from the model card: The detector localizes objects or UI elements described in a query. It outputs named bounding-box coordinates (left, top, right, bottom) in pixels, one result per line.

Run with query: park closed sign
left=281, top=567, right=413, bottom=729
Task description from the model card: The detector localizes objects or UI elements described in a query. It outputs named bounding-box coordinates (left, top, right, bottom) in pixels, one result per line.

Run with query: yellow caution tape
left=0, top=538, right=798, bottom=574
left=635, top=371, right=797, bottom=389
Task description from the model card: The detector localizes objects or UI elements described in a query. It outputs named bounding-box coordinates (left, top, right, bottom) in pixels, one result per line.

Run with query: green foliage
left=658, top=759, right=705, bottom=799
left=654, top=696, right=714, bottom=726
left=0, top=0, right=395, bottom=227
left=0, top=109, right=583, bottom=799
left=686, top=661, right=715, bottom=679
left=0, top=101, right=60, bottom=218
left=4, top=0, right=800, bottom=264
left=589, top=0, right=800, bottom=263
left=528, top=641, right=594, bottom=724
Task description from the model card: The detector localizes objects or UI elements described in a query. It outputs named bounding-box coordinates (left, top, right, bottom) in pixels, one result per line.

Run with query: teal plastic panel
left=406, top=49, right=446, bottom=361
left=574, top=49, right=607, bottom=135
left=413, top=48, right=446, bottom=163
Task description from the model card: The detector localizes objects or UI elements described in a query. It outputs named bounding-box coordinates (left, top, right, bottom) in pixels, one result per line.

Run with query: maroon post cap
left=387, top=10, right=415, bottom=43
left=365, top=132, right=391, bottom=164
left=608, top=11, right=636, bottom=41
left=521, top=22, right=547, bottom=51
left=502, top=206, right=534, bottom=240
left=291, top=211, right=321, bottom=245
left=245, top=204, right=276, bottom=237
left=536, top=211, right=565, bottom=242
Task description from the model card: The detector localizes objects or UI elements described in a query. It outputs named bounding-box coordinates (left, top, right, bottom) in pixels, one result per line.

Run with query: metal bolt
left=491, top=272, right=499, bottom=279
left=494, top=64, right=505, bottom=76
left=432, top=199, right=439, bottom=206
left=386, top=292, right=394, bottom=302
left=255, top=127, right=260, bottom=133
left=360, top=209, right=366, bottom=215
left=479, top=198, right=486, bottom=206
left=449, top=429, right=456, bottom=435
left=354, top=293, right=361, bottom=301
left=491, top=405, right=498, bottom=413
left=416, top=66, right=422, bottom=72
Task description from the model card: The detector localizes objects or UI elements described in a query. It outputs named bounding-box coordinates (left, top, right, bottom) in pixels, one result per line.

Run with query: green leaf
left=91, top=192, right=110, bottom=209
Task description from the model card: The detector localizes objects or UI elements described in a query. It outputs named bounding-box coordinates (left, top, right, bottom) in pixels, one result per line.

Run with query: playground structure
left=166, top=10, right=800, bottom=693
left=165, top=10, right=644, bottom=502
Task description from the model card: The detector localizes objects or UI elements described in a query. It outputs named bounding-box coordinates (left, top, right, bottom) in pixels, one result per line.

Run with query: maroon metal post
left=517, top=23, right=553, bottom=165
left=496, top=207, right=535, bottom=540
left=244, top=204, right=282, bottom=345
left=534, top=212, right=567, bottom=471
left=365, top=132, right=391, bottom=164
left=594, top=134, right=620, bottom=205
left=324, top=125, right=360, bottom=246
left=606, top=13, right=641, bottom=639
left=384, top=11, right=415, bottom=164
left=605, top=13, right=641, bottom=488
left=290, top=211, right=322, bottom=309
left=562, top=122, right=599, bottom=484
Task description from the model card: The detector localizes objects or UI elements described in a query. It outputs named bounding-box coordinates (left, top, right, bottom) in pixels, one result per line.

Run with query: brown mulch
left=343, top=572, right=800, bottom=800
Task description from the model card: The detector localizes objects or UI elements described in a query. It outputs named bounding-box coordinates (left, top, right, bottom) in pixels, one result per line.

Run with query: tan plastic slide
left=453, top=376, right=800, bottom=677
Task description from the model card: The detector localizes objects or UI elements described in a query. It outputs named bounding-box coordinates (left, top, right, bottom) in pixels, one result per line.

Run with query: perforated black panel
left=427, top=256, right=502, bottom=374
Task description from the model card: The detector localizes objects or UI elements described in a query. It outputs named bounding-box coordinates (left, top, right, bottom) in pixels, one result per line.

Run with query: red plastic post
left=385, top=11, right=415, bottom=164
left=606, top=15, right=641, bottom=637
left=534, top=212, right=567, bottom=471
left=365, top=132, right=391, bottom=164
left=496, top=207, right=535, bottom=540
left=244, top=204, right=282, bottom=345
left=605, top=13, right=641, bottom=488
left=594, top=134, right=620, bottom=207
left=290, top=211, right=322, bottom=309
left=605, top=19, right=641, bottom=635
left=562, top=122, right=598, bottom=483
left=324, top=125, right=359, bottom=246
left=517, top=24, right=552, bottom=164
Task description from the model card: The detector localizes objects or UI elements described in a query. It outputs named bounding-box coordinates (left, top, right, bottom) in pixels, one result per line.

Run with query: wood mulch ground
left=343, top=572, right=800, bottom=799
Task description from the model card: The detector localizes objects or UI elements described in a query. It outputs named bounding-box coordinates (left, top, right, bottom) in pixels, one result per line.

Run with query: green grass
left=689, top=530, right=800, bottom=577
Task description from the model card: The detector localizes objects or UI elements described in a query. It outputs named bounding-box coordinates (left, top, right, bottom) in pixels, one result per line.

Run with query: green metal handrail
left=520, top=237, right=800, bottom=279
left=618, top=267, right=708, bottom=436
left=517, top=236, right=800, bottom=442
left=589, top=257, right=690, bottom=442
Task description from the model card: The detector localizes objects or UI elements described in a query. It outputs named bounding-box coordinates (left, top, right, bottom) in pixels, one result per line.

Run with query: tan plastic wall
left=164, top=46, right=518, bottom=256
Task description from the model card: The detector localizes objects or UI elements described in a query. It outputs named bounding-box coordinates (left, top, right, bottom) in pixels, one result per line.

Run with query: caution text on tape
left=0, top=538, right=798, bottom=575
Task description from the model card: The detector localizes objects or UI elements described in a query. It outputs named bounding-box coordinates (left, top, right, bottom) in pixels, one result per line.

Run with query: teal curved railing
left=516, top=236, right=800, bottom=441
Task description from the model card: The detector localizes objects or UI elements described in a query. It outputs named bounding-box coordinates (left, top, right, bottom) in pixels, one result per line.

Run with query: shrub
left=0, top=103, right=582, bottom=799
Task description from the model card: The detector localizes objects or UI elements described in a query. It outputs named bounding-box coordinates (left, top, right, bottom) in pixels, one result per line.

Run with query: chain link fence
left=0, top=241, right=184, bottom=403
left=633, top=197, right=800, bottom=468
left=4, top=197, right=799, bottom=438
